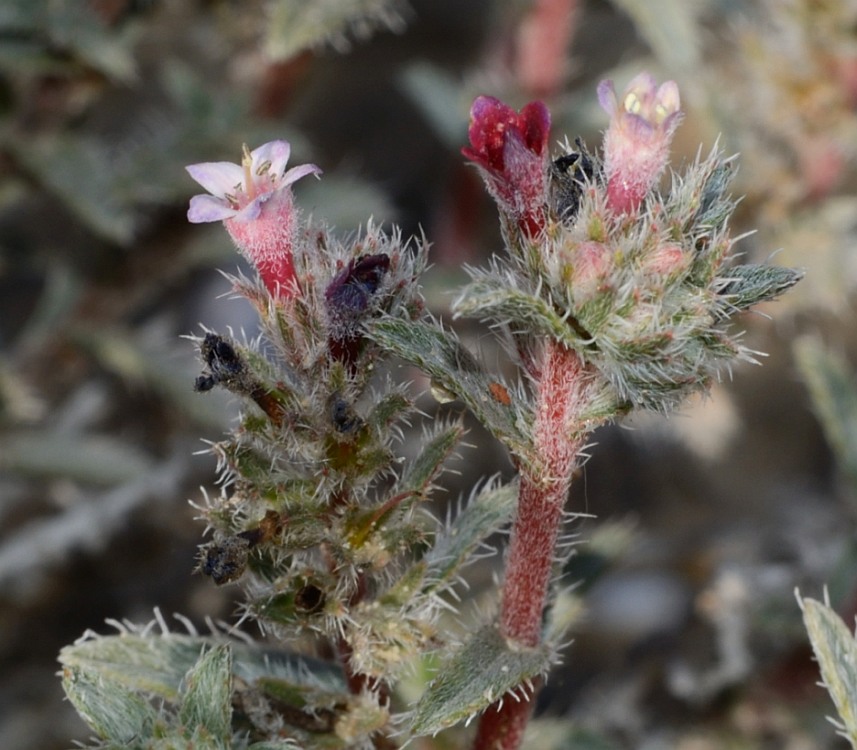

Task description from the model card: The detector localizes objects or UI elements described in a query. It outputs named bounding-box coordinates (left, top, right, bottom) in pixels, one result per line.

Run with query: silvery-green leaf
left=794, top=337, right=857, bottom=493
left=396, top=420, right=464, bottom=498
left=61, top=665, right=156, bottom=742
left=264, top=0, right=408, bottom=59
left=800, top=596, right=857, bottom=747
left=715, top=264, right=804, bottom=312
left=369, top=318, right=532, bottom=463
left=424, top=478, right=517, bottom=592
left=410, top=625, right=551, bottom=737
left=454, top=275, right=592, bottom=353
left=179, top=645, right=233, bottom=744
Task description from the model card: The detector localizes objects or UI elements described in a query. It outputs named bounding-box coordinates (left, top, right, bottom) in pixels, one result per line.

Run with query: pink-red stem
left=474, top=341, right=588, bottom=750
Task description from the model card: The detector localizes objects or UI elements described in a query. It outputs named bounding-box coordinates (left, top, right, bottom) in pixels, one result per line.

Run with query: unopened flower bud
left=567, top=240, right=613, bottom=301
left=462, top=96, right=551, bottom=237
left=642, top=242, right=690, bottom=281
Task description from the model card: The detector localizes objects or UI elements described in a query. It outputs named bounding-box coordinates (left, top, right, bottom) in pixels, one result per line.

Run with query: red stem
left=474, top=341, right=588, bottom=750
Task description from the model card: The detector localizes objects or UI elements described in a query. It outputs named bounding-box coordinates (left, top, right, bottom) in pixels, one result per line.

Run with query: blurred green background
left=1, top=1, right=856, bottom=747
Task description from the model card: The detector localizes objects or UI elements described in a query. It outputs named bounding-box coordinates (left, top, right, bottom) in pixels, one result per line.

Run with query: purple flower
left=597, top=72, right=682, bottom=214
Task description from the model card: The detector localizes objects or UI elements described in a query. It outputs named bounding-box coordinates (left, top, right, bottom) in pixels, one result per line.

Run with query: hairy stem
left=474, top=341, right=588, bottom=750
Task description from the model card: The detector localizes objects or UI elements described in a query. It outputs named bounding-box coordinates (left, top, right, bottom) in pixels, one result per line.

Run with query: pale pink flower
left=186, top=140, right=321, bottom=297
left=598, top=72, right=682, bottom=214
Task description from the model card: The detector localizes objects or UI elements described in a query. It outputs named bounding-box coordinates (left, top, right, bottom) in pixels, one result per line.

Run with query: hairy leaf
left=800, top=596, right=857, bottom=747
left=410, top=625, right=552, bottom=737
left=61, top=665, right=156, bottom=743
left=179, top=645, right=233, bottom=744
left=59, top=630, right=347, bottom=702
left=369, top=318, right=532, bottom=462
left=424, top=478, right=517, bottom=592
left=396, top=420, right=464, bottom=499
left=454, top=274, right=591, bottom=353
left=715, top=263, right=804, bottom=312
left=265, top=0, right=408, bottom=59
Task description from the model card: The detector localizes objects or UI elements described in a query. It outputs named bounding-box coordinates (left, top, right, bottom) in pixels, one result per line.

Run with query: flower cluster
left=459, top=72, right=798, bottom=414
left=175, top=139, right=519, bottom=748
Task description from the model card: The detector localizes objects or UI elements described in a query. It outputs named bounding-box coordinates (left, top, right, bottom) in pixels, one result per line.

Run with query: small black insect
left=551, top=137, right=599, bottom=224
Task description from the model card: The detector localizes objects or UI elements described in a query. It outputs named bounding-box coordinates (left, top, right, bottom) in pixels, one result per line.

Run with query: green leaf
left=454, top=274, right=591, bottom=354
left=369, top=318, right=532, bottom=463
left=366, top=388, right=413, bottom=431
left=59, top=630, right=347, bottom=703
left=0, top=1, right=137, bottom=81
left=396, top=420, right=464, bottom=498
left=794, top=337, right=857, bottom=493
left=179, top=645, right=233, bottom=744
left=423, top=478, right=517, bottom=593
left=715, top=263, right=804, bottom=312
left=800, top=596, right=857, bottom=747
left=609, top=0, right=700, bottom=74
left=60, top=632, right=213, bottom=702
left=15, top=135, right=138, bottom=243
left=61, top=665, right=157, bottom=742
left=410, top=625, right=552, bottom=737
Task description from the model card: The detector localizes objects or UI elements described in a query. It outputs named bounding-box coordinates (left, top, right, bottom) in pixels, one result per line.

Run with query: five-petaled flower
left=186, top=140, right=321, bottom=297
left=462, top=95, right=551, bottom=238
left=597, top=72, right=682, bottom=215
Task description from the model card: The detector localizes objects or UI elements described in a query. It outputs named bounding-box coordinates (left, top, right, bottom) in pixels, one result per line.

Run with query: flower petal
left=186, top=162, right=244, bottom=198
left=187, top=194, right=238, bottom=223
left=251, top=140, right=291, bottom=177
left=281, top=163, right=323, bottom=187
left=519, top=101, right=551, bottom=154
left=597, top=79, right=617, bottom=117
left=654, top=80, right=681, bottom=123
left=231, top=195, right=265, bottom=222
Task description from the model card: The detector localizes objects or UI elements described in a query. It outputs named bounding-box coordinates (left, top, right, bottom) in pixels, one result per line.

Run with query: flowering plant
left=59, top=74, right=800, bottom=750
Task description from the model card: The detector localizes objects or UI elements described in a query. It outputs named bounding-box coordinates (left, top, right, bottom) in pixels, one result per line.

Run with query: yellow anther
left=624, top=91, right=642, bottom=115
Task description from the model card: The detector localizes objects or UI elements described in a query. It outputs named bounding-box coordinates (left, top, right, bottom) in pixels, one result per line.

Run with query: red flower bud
left=462, top=96, right=551, bottom=237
